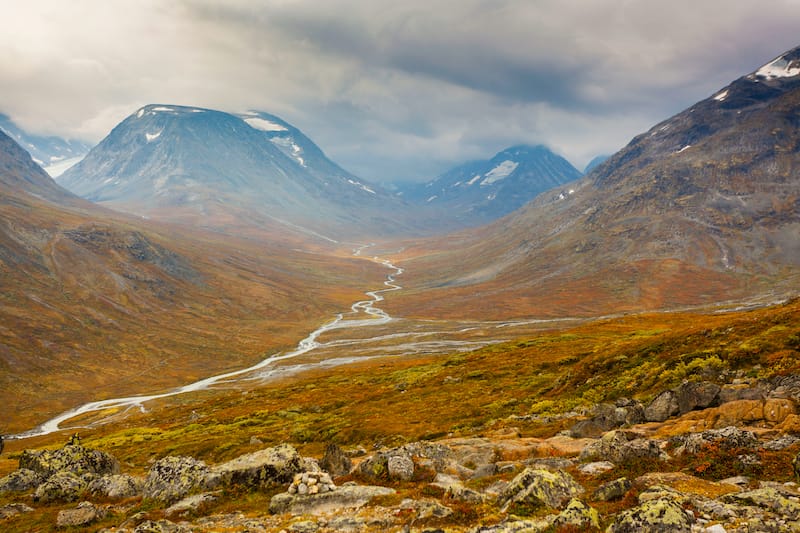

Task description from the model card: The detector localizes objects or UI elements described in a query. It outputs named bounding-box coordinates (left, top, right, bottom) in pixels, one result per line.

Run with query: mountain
left=400, top=144, right=582, bottom=227
left=58, top=105, right=417, bottom=239
left=0, top=127, right=387, bottom=433
left=0, top=113, right=91, bottom=176
left=386, top=45, right=800, bottom=319
left=584, top=155, right=610, bottom=174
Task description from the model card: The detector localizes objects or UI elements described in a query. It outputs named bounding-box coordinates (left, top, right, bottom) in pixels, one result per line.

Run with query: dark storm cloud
left=2, top=0, right=800, bottom=182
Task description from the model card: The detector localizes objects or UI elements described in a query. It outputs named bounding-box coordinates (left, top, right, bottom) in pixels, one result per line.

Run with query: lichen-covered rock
left=0, top=468, right=44, bottom=492
left=722, top=487, right=800, bottom=519
left=56, top=501, right=106, bottom=528
left=498, top=468, right=584, bottom=511
left=673, top=426, right=758, bottom=455
left=165, top=492, right=219, bottom=518
left=387, top=454, right=415, bottom=481
left=88, top=473, right=143, bottom=499
left=570, top=400, right=646, bottom=437
left=607, top=497, right=693, bottom=532
left=472, top=518, right=552, bottom=532
left=19, top=444, right=120, bottom=479
left=579, top=461, right=615, bottom=475
left=552, top=498, right=600, bottom=529
left=645, top=390, right=680, bottom=422
left=0, top=503, right=34, bottom=519
left=33, top=471, right=90, bottom=503
left=269, top=484, right=395, bottom=515
left=399, top=497, right=453, bottom=520
left=580, top=430, right=667, bottom=463
left=212, top=443, right=302, bottom=489
left=593, top=477, right=631, bottom=501
left=143, top=456, right=213, bottom=504
left=132, top=519, right=193, bottom=533
left=320, top=443, right=352, bottom=477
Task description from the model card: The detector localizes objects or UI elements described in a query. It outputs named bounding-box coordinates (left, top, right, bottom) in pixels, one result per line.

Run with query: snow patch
left=713, top=89, right=729, bottom=102
left=466, top=174, right=482, bottom=186
left=45, top=156, right=84, bottom=178
left=676, top=145, right=691, bottom=153
left=427, top=195, right=438, bottom=202
left=753, top=55, right=800, bottom=80
left=348, top=179, right=376, bottom=194
left=151, top=106, right=177, bottom=113
left=145, top=130, right=162, bottom=142
left=244, top=117, right=287, bottom=132
left=481, top=160, right=518, bottom=185
left=136, top=108, right=145, bottom=119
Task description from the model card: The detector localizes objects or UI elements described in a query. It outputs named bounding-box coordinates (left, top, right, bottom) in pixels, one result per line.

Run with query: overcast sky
left=2, top=1, right=799, bottom=183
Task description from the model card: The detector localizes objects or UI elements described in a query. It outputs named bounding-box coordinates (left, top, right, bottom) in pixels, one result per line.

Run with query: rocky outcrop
left=579, top=430, right=667, bottom=463
left=608, top=496, right=694, bottom=532
left=211, top=443, right=302, bottom=489
left=671, top=426, right=758, bottom=455
left=88, top=473, right=144, bottom=499
left=593, top=477, right=631, bottom=501
left=0, top=503, right=34, bottom=520
left=269, top=484, right=395, bottom=516
left=644, top=390, right=680, bottom=422
left=0, top=468, right=44, bottom=492
left=143, top=456, right=214, bottom=504
left=20, top=444, right=120, bottom=479
left=552, top=498, right=600, bottom=529
left=34, top=471, right=89, bottom=503
left=570, top=399, right=646, bottom=437
left=320, top=443, right=352, bottom=477
left=498, top=468, right=584, bottom=511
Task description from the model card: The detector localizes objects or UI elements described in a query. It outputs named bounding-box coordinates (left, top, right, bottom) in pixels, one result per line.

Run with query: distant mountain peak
left=748, top=46, right=800, bottom=82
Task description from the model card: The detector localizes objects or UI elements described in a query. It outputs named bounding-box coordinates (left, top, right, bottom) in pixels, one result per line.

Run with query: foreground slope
left=387, top=46, right=800, bottom=319
left=401, top=144, right=582, bottom=227
left=59, top=105, right=423, bottom=240
left=0, top=129, right=386, bottom=433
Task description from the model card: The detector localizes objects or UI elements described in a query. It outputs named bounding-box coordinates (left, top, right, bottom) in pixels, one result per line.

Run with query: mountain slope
left=0, top=128, right=386, bottom=433
left=401, top=144, right=582, bottom=227
left=0, top=113, right=91, bottom=174
left=387, top=45, right=800, bottom=319
left=59, top=105, right=418, bottom=239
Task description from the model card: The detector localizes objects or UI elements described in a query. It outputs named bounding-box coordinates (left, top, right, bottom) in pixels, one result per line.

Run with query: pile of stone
left=287, top=471, right=335, bottom=496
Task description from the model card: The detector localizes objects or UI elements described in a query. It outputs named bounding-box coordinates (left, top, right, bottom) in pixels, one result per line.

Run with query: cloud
left=1, top=0, right=799, bottom=182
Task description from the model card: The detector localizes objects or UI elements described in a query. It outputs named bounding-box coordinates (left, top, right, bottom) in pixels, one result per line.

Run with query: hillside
left=384, top=46, right=800, bottom=320
left=0, top=129, right=388, bottom=434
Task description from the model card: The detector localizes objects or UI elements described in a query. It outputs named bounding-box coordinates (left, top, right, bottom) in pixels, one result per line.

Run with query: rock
left=674, top=426, right=758, bottom=455
left=570, top=401, right=646, bottom=437
left=593, top=477, right=631, bottom=501
left=165, top=492, right=219, bottom=517
left=387, top=454, right=415, bottom=481
left=320, top=443, right=352, bottom=477
left=552, top=498, right=600, bottom=529
left=645, top=390, right=680, bottom=422
left=19, top=444, right=120, bottom=479
left=578, top=461, right=615, bottom=475
left=704, top=525, right=727, bottom=533
left=56, top=501, right=106, bottom=528
left=399, top=498, right=454, bottom=519
left=527, top=457, right=574, bottom=471
left=33, top=471, right=89, bottom=503
left=675, top=381, right=721, bottom=414
left=212, top=443, right=302, bottom=489
left=722, top=487, right=800, bottom=519
left=579, top=430, right=667, bottom=463
left=0, top=503, right=34, bottom=519
left=143, top=456, right=213, bottom=504
left=288, top=471, right=335, bottom=495
left=470, top=463, right=498, bottom=479
left=288, top=520, right=318, bottom=533
left=327, top=516, right=366, bottom=531
left=132, top=519, right=193, bottom=532
left=471, top=518, right=552, bottom=532
left=269, top=484, right=395, bottom=515
left=763, top=434, right=800, bottom=451
left=88, top=473, right=143, bottom=499
left=498, top=468, right=584, bottom=511
left=0, top=468, right=44, bottom=492
left=607, top=497, right=694, bottom=532
left=795, top=450, right=800, bottom=481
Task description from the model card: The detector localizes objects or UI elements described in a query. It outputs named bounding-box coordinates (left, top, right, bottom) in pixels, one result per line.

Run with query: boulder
left=269, top=484, right=395, bottom=515
left=578, top=461, right=615, bottom=475
left=673, top=426, right=758, bottom=455
left=387, top=454, right=415, bottom=481
left=56, top=501, right=106, bottom=528
left=675, top=381, right=721, bottom=414
left=570, top=400, right=646, bottom=437
left=471, top=518, right=552, bottom=532
left=320, top=443, right=352, bottom=477
left=498, top=468, right=584, bottom=511
left=131, top=519, right=193, bottom=532
left=0, top=468, right=44, bottom=492
left=644, top=390, right=680, bottom=422
left=143, top=456, right=213, bottom=504
left=212, top=443, right=302, bottom=489
left=592, top=477, right=631, bottom=501
left=165, top=492, right=219, bottom=518
left=88, top=473, right=144, bottom=499
left=398, top=497, right=453, bottom=520
left=607, top=497, right=693, bottom=532
left=358, top=450, right=418, bottom=481
left=552, top=498, right=600, bottom=529
left=33, top=471, right=89, bottom=503
left=723, top=487, right=800, bottom=519
left=19, top=444, right=120, bottom=479
left=0, top=503, right=34, bottom=519
left=579, top=430, right=667, bottom=463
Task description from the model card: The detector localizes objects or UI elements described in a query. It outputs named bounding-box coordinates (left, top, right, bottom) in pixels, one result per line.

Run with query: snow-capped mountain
left=59, top=105, right=416, bottom=238
left=0, top=113, right=91, bottom=176
left=401, top=145, right=582, bottom=227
